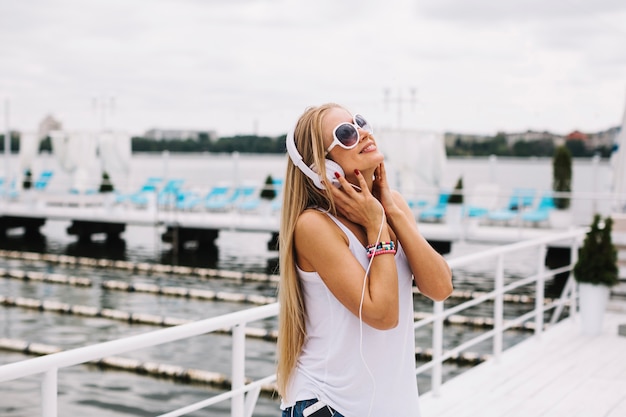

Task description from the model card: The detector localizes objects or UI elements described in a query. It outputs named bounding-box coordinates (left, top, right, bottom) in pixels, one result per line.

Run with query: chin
left=370, top=152, right=385, bottom=165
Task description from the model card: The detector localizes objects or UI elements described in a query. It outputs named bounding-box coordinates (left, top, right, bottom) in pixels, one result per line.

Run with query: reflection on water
left=160, top=246, right=219, bottom=270
left=1, top=232, right=47, bottom=253
left=66, top=238, right=128, bottom=261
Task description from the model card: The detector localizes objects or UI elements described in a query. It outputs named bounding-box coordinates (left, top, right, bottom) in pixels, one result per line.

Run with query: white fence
left=0, top=229, right=585, bottom=417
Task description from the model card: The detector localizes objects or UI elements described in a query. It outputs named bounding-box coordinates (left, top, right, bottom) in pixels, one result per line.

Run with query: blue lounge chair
left=408, top=199, right=429, bottom=210
left=0, top=177, right=17, bottom=198
left=34, top=170, right=54, bottom=190
left=176, top=185, right=228, bottom=211
left=487, top=188, right=536, bottom=224
left=270, top=178, right=284, bottom=213
left=419, top=192, right=450, bottom=223
left=521, top=193, right=555, bottom=226
left=233, top=185, right=259, bottom=211
left=463, top=183, right=500, bottom=219
left=115, top=177, right=163, bottom=205
left=205, top=185, right=253, bottom=211
left=157, top=179, right=185, bottom=208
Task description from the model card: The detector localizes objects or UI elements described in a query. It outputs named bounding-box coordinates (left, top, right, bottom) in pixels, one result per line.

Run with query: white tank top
left=281, top=212, right=421, bottom=417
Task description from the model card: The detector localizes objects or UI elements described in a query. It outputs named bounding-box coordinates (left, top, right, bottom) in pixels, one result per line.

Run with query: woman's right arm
left=295, top=209, right=399, bottom=330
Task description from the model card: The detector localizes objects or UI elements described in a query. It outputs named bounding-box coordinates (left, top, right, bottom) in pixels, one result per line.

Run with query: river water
left=0, top=153, right=613, bottom=416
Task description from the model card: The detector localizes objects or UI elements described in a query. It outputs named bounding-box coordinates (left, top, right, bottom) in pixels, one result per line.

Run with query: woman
left=278, top=103, right=453, bottom=417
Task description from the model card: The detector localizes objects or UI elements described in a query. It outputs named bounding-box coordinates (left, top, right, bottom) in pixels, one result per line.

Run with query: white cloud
left=0, top=0, right=624, bottom=136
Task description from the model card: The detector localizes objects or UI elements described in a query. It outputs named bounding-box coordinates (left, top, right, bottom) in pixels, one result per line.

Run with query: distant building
left=587, top=126, right=620, bottom=150
left=144, top=129, right=217, bottom=142
left=440, top=126, right=619, bottom=152
left=504, top=130, right=563, bottom=146
left=566, top=130, right=588, bottom=141
left=444, top=132, right=489, bottom=148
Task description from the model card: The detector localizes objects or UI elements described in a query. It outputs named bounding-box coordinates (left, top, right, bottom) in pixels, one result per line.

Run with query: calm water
left=0, top=153, right=604, bottom=416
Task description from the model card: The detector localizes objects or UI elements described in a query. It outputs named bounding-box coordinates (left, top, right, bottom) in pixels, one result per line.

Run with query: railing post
left=41, top=368, right=58, bottom=417
left=493, top=254, right=504, bottom=360
left=535, top=244, right=547, bottom=338
left=231, top=324, right=245, bottom=417
left=570, top=238, right=580, bottom=319
left=431, top=300, right=444, bottom=396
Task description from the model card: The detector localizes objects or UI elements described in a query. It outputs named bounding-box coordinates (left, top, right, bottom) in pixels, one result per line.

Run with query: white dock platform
left=0, top=199, right=586, bottom=245
left=420, top=302, right=626, bottom=417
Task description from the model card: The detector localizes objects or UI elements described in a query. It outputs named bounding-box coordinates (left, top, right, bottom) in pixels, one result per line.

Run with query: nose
left=357, top=126, right=370, bottom=141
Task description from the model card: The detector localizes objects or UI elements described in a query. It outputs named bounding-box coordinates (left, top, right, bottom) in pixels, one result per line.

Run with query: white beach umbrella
left=18, top=132, right=39, bottom=172
left=96, top=131, right=131, bottom=192
left=611, top=98, right=626, bottom=212
left=50, top=130, right=77, bottom=173
left=50, top=131, right=99, bottom=191
left=376, top=128, right=447, bottom=196
left=98, top=131, right=132, bottom=178
left=98, top=131, right=131, bottom=174
left=70, top=132, right=99, bottom=192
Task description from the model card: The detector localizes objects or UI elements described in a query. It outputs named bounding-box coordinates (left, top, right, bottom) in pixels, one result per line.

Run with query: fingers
left=329, top=171, right=367, bottom=195
left=378, top=162, right=387, bottom=179
left=353, top=169, right=368, bottom=191
left=375, top=162, right=388, bottom=184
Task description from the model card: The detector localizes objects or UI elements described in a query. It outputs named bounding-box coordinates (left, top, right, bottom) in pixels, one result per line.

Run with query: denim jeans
left=281, top=399, right=344, bottom=417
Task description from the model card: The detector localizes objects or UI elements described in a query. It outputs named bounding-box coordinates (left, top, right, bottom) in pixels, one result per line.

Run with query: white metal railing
left=0, top=229, right=585, bottom=416
left=0, top=303, right=279, bottom=417
left=415, top=228, right=583, bottom=397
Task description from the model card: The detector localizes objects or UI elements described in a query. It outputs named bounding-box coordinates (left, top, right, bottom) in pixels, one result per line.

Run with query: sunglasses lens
left=334, top=124, right=359, bottom=148
left=354, top=114, right=372, bottom=132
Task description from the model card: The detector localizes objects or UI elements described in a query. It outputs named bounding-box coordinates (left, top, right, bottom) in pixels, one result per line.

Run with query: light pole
left=384, top=87, right=417, bottom=129
left=92, top=95, right=116, bottom=132
left=4, top=98, right=10, bottom=188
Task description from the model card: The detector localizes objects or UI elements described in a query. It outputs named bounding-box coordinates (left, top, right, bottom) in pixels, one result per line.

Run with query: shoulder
left=295, top=209, right=349, bottom=247
left=391, top=189, right=410, bottom=208
left=296, top=209, right=343, bottom=238
left=294, top=209, right=349, bottom=270
left=295, top=209, right=329, bottom=231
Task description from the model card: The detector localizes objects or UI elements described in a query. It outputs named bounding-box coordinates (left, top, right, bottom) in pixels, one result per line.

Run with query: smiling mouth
left=360, top=143, right=377, bottom=153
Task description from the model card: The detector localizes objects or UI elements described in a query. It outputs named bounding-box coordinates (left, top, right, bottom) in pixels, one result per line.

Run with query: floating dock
left=0, top=198, right=586, bottom=254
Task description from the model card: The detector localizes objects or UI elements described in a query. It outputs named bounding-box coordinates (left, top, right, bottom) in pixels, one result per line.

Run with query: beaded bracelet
left=367, top=249, right=396, bottom=258
left=366, top=241, right=396, bottom=258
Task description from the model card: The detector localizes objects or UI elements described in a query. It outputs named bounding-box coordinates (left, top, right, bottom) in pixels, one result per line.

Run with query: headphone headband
left=286, top=127, right=327, bottom=189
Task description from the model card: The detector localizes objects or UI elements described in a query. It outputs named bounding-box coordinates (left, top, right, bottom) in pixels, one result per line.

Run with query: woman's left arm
left=373, top=163, right=453, bottom=301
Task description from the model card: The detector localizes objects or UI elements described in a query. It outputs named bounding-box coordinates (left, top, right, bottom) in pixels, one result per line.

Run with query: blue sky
left=1, top=0, right=625, bottom=137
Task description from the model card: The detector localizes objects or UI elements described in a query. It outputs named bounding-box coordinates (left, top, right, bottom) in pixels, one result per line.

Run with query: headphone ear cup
left=309, top=159, right=344, bottom=189
left=324, top=159, right=344, bottom=188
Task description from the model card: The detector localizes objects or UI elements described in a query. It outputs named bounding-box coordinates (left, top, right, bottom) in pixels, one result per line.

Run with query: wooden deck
left=420, top=301, right=626, bottom=417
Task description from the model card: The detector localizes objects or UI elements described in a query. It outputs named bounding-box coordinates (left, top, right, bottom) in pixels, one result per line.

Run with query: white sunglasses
left=326, top=114, right=373, bottom=153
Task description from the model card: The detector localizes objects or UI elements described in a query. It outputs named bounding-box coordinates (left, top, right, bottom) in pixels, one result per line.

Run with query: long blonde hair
left=276, top=103, right=342, bottom=396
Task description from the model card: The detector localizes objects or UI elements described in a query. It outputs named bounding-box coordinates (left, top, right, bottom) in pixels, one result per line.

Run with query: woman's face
left=321, top=107, right=384, bottom=175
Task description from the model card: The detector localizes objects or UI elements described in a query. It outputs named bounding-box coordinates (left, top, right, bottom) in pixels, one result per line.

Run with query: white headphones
left=285, top=128, right=344, bottom=190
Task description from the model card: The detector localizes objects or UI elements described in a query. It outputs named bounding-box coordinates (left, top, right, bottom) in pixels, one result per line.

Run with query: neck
left=346, top=168, right=375, bottom=191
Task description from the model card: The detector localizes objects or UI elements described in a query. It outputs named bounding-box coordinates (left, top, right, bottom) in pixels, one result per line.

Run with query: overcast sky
left=1, top=0, right=625, bottom=137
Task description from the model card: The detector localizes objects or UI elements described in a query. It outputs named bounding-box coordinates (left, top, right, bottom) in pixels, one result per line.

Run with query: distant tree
left=552, top=145, right=572, bottom=209
left=447, top=177, right=464, bottom=204
left=0, top=133, right=20, bottom=152
left=22, top=169, right=32, bottom=189
left=594, top=145, right=612, bottom=158
left=565, top=139, right=588, bottom=157
left=260, top=174, right=277, bottom=200
left=99, top=171, right=114, bottom=193
left=39, top=136, right=52, bottom=152
left=512, top=139, right=554, bottom=157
